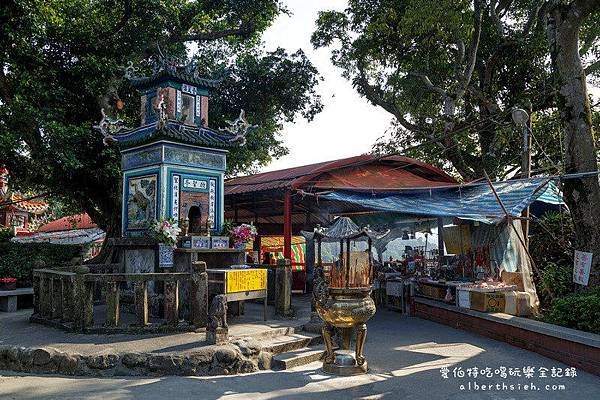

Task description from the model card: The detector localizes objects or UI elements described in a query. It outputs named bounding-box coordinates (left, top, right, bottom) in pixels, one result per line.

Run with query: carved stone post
left=275, top=258, right=293, bottom=317
left=51, top=278, right=63, bottom=319
left=32, top=274, right=40, bottom=315
left=40, top=274, right=52, bottom=318
left=105, top=281, right=120, bottom=327
left=190, top=261, right=208, bottom=328
left=164, top=280, right=179, bottom=325
left=134, top=281, right=149, bottom=326
left=62, top=277, right=74, bottom=322
left=73, top=266, right=92, bottom=330
left=206, top=294, right=228, bottom=345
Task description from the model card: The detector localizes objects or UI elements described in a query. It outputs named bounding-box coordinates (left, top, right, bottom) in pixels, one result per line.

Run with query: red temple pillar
left=283, top=190, right=292, bottom=260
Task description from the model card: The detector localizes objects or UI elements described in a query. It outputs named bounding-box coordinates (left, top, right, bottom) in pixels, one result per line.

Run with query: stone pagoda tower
left=95, top=56, right=251, bottom=239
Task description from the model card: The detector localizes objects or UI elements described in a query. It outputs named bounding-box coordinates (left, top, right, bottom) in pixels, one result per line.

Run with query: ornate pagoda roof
left=309, top=216, right=389, bottom=242
left=106, top=120, right=239, bottom=149
left=128, top=69, right=222, bottom=91
left=123, top=55, right=224, bottom=91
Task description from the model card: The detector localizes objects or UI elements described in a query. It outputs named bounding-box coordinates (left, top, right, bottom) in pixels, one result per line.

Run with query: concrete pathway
left=0, top=296, right=311, bottom=355
left=2, top=308, right=599, bottom=400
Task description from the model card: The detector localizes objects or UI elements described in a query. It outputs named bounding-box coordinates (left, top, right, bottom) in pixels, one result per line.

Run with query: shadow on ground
left=2, top=307, right=600, bottom=400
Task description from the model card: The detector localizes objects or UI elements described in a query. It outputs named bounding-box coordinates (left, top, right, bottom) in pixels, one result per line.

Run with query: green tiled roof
left=111, top=121, right=238, bottom=149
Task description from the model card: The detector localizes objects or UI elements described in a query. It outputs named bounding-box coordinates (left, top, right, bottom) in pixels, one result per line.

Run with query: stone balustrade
left=32, top=263, right=208, bottom=333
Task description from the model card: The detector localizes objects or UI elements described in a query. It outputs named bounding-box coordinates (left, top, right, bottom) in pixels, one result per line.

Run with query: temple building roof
left=1, top=193, right=48, bottom=215
left=108, top=120, right=239, bottom=149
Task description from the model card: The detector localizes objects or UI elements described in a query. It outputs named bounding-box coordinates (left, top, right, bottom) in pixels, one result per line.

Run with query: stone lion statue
left=208, top=294, right=228, bottom=330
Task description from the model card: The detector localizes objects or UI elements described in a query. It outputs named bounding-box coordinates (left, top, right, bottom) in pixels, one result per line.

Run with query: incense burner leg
left=322, top=323, right=336, bottom=364
left=340, top=327, right=352, bottom=350
left=355, top=323, right=367, bottom=366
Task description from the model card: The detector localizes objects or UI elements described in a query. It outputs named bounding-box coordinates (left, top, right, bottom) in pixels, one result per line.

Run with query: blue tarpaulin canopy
left=321, top=177, right=563, bottom=224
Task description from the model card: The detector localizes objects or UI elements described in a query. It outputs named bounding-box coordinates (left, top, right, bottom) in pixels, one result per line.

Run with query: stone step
left=230, top=325, right=298, bottom=341
left=271, top=346, right=326, bottom=370
left=260, top=332, right=322, bottom=354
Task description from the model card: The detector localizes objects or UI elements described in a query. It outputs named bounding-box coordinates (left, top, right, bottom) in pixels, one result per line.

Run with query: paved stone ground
left=0, top=296, right=311, bottom=355
left=2, top=307, right=599, bottom=400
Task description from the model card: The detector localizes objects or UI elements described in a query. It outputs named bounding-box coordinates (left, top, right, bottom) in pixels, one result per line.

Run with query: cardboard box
left=419, top=283, right=447, bottom=300
left=504, top=291, right=532, bottom=316
left=470, top=291, right=505, bottom=312
left=457, top=288, right=471, bottom=308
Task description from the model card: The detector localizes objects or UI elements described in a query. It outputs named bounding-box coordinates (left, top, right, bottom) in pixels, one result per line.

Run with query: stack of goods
left=456, top=278, right=533, bottom=316
left=456, top=280, right=517, bottom=312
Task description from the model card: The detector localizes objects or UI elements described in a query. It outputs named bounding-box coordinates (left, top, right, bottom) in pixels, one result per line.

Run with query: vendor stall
left=317, top=177, right=564, bottom=317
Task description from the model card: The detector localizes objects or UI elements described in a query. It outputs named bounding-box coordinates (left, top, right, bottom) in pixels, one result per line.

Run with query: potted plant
left=229, top=223, right=257, bottom=250
left=0, top=277, right=17, bottom=291
left=149, top=218, right=181, bottom=268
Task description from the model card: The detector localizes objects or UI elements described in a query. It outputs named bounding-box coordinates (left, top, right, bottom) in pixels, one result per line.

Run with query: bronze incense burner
left=312, top=217, right=387, bottom=375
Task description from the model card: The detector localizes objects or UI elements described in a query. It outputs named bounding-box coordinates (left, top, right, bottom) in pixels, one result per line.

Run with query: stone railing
left=31, top=262, right=208, bottom=333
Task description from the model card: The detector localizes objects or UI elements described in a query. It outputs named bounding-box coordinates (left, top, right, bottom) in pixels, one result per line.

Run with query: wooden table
left=207, top=268, right=268, bottom=321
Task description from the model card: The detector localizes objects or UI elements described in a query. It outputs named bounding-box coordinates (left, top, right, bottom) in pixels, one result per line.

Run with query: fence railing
left=32, top=265, right=207, bottom=332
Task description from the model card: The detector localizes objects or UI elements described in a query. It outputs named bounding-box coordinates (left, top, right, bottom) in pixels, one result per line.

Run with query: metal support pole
left=521, top=116, right=532, bottom=248
left=437, top=217, right=445, bottom=266
left=345, top=238, right=351, bottom=288
left=283, top=190, right=292, bottom=260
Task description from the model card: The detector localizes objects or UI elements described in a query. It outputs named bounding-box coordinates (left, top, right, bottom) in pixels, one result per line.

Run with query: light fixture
left=511, top=107, right=529, bottom=127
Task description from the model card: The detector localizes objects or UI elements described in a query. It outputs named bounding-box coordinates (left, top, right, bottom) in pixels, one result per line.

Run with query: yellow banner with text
left=226, top=269, right=267, bottom=293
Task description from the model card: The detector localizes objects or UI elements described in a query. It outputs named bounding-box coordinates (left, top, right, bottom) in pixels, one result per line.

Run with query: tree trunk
left=84, top=183, right=122, bottom=265
left=547, top=1, right=600, bottom=285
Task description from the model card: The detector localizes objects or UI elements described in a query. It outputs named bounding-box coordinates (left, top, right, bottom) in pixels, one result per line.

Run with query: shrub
left=543, top=287, right=600, bottom=334
left=538, top=261, right=573, bottom=304
left=0, top=226, right=13, bottom=242
left=0, top=242, right=82, bottom=285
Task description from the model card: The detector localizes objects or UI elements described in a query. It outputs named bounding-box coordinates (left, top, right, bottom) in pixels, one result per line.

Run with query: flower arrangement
left=149, top=218, right=182, bottom=246
left=229, top=223, right=257, bottom=247
left=0, top=277, right=17, bottom=290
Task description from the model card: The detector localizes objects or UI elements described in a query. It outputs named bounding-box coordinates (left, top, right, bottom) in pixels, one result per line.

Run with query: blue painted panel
left=163, top=144, right=226, bottom=170
left=122, top=144, right=162, bottom=170
left=122, top=168, right=161, bottom=235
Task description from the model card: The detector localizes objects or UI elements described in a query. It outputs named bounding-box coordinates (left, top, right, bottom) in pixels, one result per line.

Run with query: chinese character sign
left=573, top=250, right=592, bottom=286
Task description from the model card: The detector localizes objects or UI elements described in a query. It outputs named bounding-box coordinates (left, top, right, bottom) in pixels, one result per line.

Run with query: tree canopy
left=0, top=0, right=322, bottom=233
left=312, top=0, right=599, bottom=180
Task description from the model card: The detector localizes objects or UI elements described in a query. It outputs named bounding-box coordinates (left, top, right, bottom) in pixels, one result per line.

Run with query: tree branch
left=569, top=0, right=600, bottom=25
left=522, top=1, right=545, bottom=37
left=456, top=0, right=483, bottom=101
left=111, top=0, right=132, bottom=35
left=453, top=41, right=466, bottom=81
left=408, top=72, right=448, bottom=98
left=489, top=0, right=505, bottom=37
left=356, top=66, right=421, bottom=133
left=183, top=21, right=256, bottom=42
left=0, top=74, right=13, bottom=104
left=584, top=58, right=600, bottom=75
left=579, top=31, right=597, bottom=55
